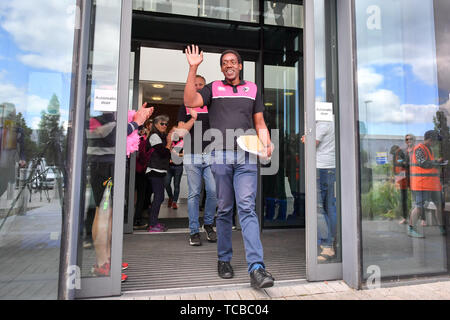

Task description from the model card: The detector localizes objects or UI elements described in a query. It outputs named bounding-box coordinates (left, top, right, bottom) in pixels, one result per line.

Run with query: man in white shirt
left=315, top=120, right=336, bottom=262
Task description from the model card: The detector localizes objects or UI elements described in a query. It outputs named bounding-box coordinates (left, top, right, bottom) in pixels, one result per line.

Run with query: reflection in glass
left=264, top=1, right=303, bottom=28
left=133, top=0, right=259, bottom=23
left=263, top=59, right=304, bottom=228
left=356, top=0, right=449, bottom=279
left=0, top=0, right=76, bottom=299
left=314, top=0, right=341, bottom=264
left=79, top=0, right=122, bottom=279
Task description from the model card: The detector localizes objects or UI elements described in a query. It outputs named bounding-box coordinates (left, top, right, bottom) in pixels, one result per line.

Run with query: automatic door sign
left=94, top=89, right=118, bottom=112
left=376, top=152, right=388, bottom=165
left=315, top=102, right=333, bottom=122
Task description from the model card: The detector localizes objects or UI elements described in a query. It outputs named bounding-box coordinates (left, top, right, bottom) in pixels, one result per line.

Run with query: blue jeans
left=211, top=150, right=264, bottom=273
left=164, top=165, right=183, bottom=203
left=184, top=154, right=217, bottom=235
left=317, top=168, right=336, bottom=247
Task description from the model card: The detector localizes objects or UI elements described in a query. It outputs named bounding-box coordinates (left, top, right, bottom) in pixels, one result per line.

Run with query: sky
left=354, top=0, right=446, bottom=137
left=0, top=0, right=76, bottom=130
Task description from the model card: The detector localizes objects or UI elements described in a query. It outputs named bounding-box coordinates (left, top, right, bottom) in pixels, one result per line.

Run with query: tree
left=37, top=94, right=64, bottom=166
left=15, top=112, right=38, bottom=161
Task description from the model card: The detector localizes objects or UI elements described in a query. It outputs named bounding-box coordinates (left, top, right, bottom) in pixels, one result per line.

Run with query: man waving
left=183, top=45, right=274, bottom=289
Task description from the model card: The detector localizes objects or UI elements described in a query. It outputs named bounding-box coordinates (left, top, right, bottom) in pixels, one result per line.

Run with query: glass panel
left=313, top=0, right=341, bottom=264
left=355, top=0, right=449, bottom=279
left=0, top=1, right=76, bottom=299
left=79, top=0, right=122, bottom=279
left=264, top=1, right=304, bottom=28
left=133, top=0, right=259, bottom=23
left=263, top=52, right=305, bottom=228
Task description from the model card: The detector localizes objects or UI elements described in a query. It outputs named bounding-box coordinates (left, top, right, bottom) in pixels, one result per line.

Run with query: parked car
left=30, top=165, right=63, bottom=190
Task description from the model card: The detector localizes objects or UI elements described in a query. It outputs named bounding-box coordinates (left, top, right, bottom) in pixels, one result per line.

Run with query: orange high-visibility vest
left=393, top=149, right=408, bottom=190
left=410, top=143, right=441, bottom=191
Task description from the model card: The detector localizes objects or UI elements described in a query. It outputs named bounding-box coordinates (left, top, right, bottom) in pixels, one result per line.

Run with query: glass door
left=304, top=0, right=342, bottom=281
left=75, top=0, right=132, bottom=298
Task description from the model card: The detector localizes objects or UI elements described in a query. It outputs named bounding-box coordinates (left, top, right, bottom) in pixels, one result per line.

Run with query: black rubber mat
left=121, top=228, right=306, bottom=292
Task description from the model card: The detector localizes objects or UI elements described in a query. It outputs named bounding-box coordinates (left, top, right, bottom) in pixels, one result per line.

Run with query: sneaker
left=320, top=247, right=335, bottom=257
left=204, top=224, right=217, bottom=242
left=134, top=223, right=148, bottom=230
left=250, top=267, right=275, bottom=289
left=168, top=198, right=173, bottom=208
left=155, top=222, right=168, bottom=231
left=218, top=261, right=234, bottom=279
left=92, top=262, right=110, bottom=276
left=439, top=226, right=446, bottom=236
left=172, top=202, right=178, bottom=210
left=121, top=273, right=128, bottom=282
left=407, top=225, right=424, bottom=238
left=83, top=240, right=93, bottom=249
left=189, top=233, right=202, bottom=246
left=147, top=225, right=165, bottom=233
left=122, top=262, right=128, bottom=270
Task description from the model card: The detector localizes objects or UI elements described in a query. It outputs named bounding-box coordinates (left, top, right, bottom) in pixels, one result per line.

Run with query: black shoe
left=189, top=233, right=202, bottom=246
left=218, top=261, right=234, bottom=279
left=250, top=268, right=275, bottom=289
left=204, top=224, right=217, bottom=242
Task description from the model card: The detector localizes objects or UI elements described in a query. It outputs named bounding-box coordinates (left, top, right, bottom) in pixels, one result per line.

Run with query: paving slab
left=237, top=289, right=257, bottom=300
left=195, top=292, right=211, bottom=300
left=223, top=291, right=240, bottom=300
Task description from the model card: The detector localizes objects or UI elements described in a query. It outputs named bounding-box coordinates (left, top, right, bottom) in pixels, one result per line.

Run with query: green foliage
left=15, top=112, right=38, bottom=161
left=361, top=181, right=408, bottom=220
left=372, top=163, right=392, bottom=177
left=37, top=94, right=64, bottom=165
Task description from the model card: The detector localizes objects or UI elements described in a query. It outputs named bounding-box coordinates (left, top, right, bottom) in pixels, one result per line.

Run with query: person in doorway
left=177, top=75, right=217, bottom=246
left=302, top=119, right=337, bottom=263
left=88, top=102, right=153, bottom=282
left=165, top=125, right=184, bottom=210
left=408, top=130, right=446, bottom=238
left=134, top=118, right=153, bottom=229
left=183, top=45, right=275, bottom=289
left=146, top=115, right=173, bottom=233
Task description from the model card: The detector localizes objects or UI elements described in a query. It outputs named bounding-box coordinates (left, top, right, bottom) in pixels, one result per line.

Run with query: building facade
left=0, top=0, right=449, bottom=299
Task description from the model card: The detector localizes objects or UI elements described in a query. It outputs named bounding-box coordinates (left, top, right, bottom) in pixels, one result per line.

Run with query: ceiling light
left=152, top=83, right=165, bottom=89
left=151, top=96, right=163, bottom=101
left=264, top=102, right=273, bottom=107
left=284, top=92, right=294, bottom=96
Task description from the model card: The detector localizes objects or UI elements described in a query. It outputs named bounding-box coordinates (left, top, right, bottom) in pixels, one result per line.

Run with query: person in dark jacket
left=146, top=114, right=173, bottom=232
left=134, top=118, right=153, bottom=228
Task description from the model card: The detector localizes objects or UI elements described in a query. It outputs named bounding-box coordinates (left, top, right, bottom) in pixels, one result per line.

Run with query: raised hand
left=134, top=102, right=154, bottom=126
left=185, top=44, right=203, bottom=68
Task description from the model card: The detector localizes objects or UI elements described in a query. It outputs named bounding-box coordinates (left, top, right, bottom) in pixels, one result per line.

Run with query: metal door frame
left=73, top=0, right=133, bottom=298
left=304, top=0, right=354, bottom=282
left=68, top=0, right=362, bottom=298
left=122, top=39, right=262, bottom=235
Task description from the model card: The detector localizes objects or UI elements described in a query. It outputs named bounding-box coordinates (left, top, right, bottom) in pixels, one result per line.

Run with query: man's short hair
left=220, top=49, right=242, bottom=66
left=424, top=130, right=441, bottom=141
